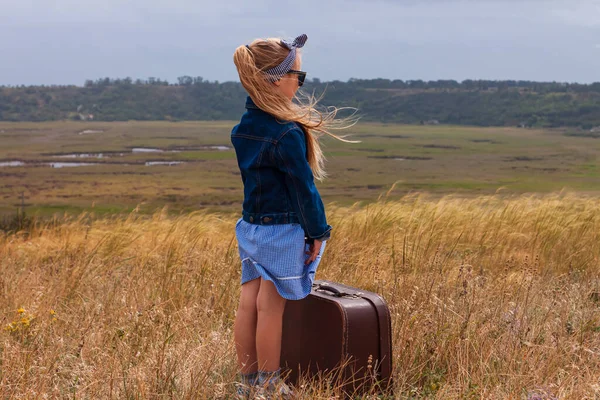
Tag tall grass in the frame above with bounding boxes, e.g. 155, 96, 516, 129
1, 193, 600, 399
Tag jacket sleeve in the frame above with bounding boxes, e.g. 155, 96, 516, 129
275, 127, 332, 241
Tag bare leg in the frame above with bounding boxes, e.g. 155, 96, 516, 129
234, 278, 261, 374
256, 278, 287, 372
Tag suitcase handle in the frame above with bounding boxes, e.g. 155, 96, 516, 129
314, 283, 363, 298
314, 283, 345, 297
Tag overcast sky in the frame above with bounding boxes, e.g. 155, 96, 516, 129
1, 0, 599, 85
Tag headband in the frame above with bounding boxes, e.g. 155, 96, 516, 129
263, 34, 307, 82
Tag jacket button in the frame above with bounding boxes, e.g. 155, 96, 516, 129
263, 217, 272, 223
249, 216, 254, 223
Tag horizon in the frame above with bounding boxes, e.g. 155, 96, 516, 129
1, 76, 599, 88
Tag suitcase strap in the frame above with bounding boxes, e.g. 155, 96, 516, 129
359, 294, 393, 384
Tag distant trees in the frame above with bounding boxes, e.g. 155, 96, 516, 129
177, 76, 194, 86
0, 78, 599, 127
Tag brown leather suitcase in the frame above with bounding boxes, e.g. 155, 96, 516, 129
280, 280, 393, 397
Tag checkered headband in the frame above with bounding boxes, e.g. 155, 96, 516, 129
262, 34, 307, 82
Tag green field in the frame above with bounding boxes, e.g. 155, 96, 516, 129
1, 121, 600, 217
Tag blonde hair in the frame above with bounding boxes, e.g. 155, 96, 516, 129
233, 37, 358, 181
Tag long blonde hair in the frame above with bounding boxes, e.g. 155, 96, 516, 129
233, 37, 358, 181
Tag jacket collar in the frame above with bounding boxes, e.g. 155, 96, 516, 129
245, 96, 260, 110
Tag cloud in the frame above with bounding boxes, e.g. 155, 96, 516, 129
550, 0, 600, 27
1, 0, 599, 85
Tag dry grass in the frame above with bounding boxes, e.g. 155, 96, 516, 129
1, 193, 600, 399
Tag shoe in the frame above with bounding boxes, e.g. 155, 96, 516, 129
254, 380, 294, 399
234, 382, 253, 399
235, 371, 259, 399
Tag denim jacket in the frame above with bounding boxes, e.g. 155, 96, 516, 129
230, 96, 332, 242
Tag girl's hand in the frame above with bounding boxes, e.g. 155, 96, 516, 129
305, 239, 323, 265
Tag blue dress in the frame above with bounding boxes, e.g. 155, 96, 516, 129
235, 217, 326, 300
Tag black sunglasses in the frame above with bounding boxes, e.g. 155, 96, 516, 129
287, 70, 307, 87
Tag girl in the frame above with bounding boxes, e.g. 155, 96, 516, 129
231, 33, 355, 398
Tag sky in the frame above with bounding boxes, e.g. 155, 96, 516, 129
1, 0, 599, 86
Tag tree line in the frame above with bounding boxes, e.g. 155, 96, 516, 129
1, 77, 599, 128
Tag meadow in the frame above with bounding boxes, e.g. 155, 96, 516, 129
2, 195, 600, 399
1, 122, 600, 399
1, 121, 600, 218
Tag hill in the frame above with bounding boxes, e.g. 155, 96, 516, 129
1, 77, 600, 128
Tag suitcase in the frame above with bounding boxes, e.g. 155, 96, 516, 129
280, 280, 393, 397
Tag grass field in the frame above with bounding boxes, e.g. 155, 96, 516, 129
2, 121, 600, 398
2, 195, 600, 398
1, 121, 600, 219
